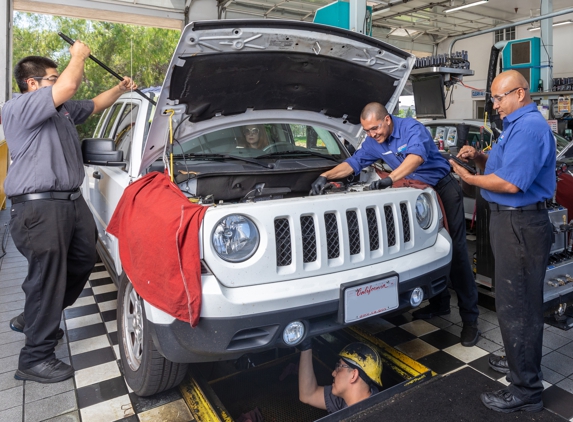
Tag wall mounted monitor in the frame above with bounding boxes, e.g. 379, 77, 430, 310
412, 75, 447, 119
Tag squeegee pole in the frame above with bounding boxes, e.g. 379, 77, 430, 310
58, 32, 157, 106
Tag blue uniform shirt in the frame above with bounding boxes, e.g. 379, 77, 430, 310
345, 116, 450, 186
481, 103, 556, 207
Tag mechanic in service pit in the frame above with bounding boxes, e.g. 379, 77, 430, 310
310, 102, 480, 347
298, 341, 382, 413
2, 44, 136, 384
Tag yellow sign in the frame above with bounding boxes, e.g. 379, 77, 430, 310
558, 96, 571, 113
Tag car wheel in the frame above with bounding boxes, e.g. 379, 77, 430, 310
117, 273, 188, 396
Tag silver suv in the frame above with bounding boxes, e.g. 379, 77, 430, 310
82, 20, 452, 396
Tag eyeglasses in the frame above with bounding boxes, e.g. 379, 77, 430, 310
243, 128, 259, 135
489, 87, 525, 103
334, 362, 352, 372
364, 123, 384, 135
29, 76, 59, 83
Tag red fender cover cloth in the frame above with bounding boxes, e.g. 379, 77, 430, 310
374, 168, 450, 232
106, 172, 207, 327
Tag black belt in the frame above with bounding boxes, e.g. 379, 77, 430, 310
10, 189, 82, 204
434, 173, 453, 190
488, 201, 546, 211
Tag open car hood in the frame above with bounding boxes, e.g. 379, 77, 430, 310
141, 20, 415, 173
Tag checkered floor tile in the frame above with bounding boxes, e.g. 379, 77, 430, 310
367, 297, 573, 421
63, 265, 193, 422
4, 212, 573, 421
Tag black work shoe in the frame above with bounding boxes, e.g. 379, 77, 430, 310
460, 321, 480, 347
412, 304, 450, 320
489, 355, 510, 374
10, 312, 65, 340
480, 389, 543, 413
14, 358, 74, 383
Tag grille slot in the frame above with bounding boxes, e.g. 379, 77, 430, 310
346, 211, 361, 255
324, 213, 340, 259
300, 215, 317, 263
384, 206, 396, 247
400, 203, 411, 243
366, 208, 380, 251
274, 218, 292, 266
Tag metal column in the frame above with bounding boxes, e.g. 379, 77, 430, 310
540, 0, 553, 93
0, 0, 13, 104
349, 0, 367, 34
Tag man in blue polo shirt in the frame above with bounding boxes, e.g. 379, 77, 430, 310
451, 70, 554, 413
310, 102, 480, 347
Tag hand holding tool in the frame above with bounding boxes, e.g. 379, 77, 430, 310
58, 32, 156, 106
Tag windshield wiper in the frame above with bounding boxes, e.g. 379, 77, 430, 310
172, 153, 272, 169
257, 150, 341, 162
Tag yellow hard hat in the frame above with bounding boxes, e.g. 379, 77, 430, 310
339, 342, 383, 387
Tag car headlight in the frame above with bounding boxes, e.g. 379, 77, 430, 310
415, 193, 433, 229
212, 215, 259, 262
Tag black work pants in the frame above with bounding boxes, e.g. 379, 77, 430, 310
431, 174, 479, 323
490, 209, 552, 402
10, 196, 97, 369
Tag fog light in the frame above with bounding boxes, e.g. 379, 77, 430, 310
283, 321, 305, 345
410, 287, 424, 307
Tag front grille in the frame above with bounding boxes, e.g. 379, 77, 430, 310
384, 205, 396, 247
275, 218, 292, 266
273, 202, 415, 268
346, 211, 361, 255
324, 213, 340, 259
400, 203, 411, 242
366, 208, 380, 251
300, 215, 317, 263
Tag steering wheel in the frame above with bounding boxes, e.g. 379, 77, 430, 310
263, 142, 294, 153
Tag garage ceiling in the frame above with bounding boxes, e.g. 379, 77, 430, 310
221, 0, 573, 51
10, 0, 573, 53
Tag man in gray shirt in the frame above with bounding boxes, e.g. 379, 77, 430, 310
3, 41, 136, 383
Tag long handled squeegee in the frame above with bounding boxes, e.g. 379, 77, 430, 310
58, 32, 157, 106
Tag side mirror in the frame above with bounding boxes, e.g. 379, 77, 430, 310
81, 138, 125, 167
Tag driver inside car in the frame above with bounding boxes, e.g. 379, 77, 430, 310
240, 124, 269, 149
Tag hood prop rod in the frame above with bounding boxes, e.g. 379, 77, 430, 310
58, 32, 157, 106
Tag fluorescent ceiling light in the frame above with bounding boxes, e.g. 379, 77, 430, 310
527, 20, 572, 31
372, 7, 391, 16
445, 0, 488, 13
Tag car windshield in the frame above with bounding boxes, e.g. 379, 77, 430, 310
175, 123, 346, 160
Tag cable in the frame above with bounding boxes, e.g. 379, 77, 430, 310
452, 77, 485, 92
165, 109, 176, 182
0, 222, 11, 261
173, 138, 192, 190
445, 87, 454, 111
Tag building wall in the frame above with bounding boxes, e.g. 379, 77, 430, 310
436, 12, 573, 120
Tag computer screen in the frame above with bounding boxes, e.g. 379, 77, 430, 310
412, 75, 446, 119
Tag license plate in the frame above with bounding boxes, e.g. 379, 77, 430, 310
342, 276, 399, 323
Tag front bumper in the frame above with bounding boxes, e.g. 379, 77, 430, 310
148, 262, 450, 363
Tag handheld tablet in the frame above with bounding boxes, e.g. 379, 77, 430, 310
448, 154, 477, 175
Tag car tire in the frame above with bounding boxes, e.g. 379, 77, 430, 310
117, 273, 188, 396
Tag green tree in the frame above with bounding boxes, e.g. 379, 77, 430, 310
405, 107, 414, 118
13, 13, 180, 138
